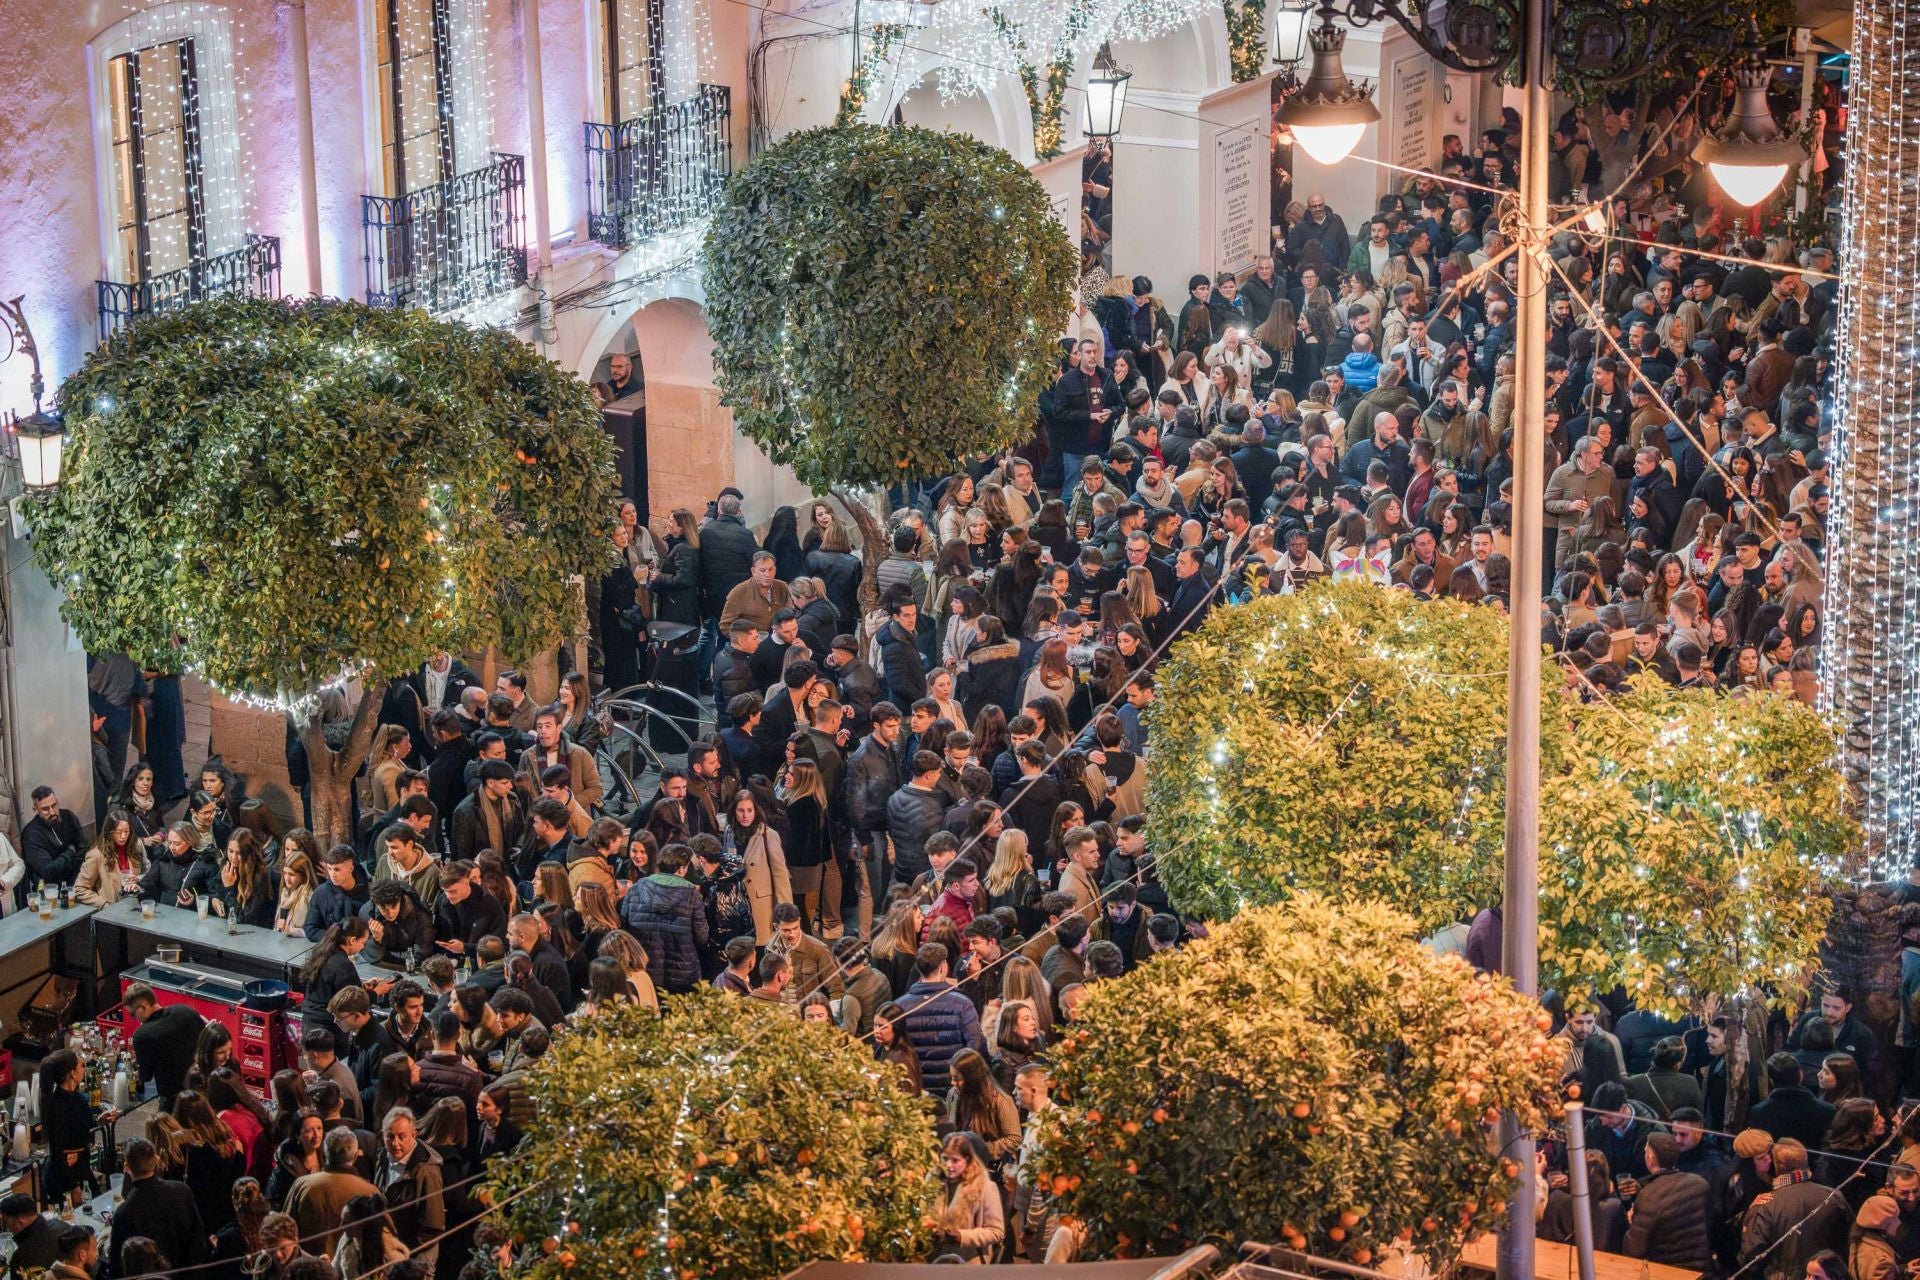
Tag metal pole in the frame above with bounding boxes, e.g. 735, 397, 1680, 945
1794, 39, 1816, 215
284, 0, 324, 295
1562, 1103, 1599, 1280
1496, 0, 1549, 1273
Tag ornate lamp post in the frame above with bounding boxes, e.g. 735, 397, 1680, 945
1275, 5, 1797, 1278
0, 298, 65, 496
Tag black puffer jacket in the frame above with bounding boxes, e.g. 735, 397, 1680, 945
698, 516, 759, 616
622, 873, 709, 993
651, 538, 703, 626
1621, 1169, 1713, 1272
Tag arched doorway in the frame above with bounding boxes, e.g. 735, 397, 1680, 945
585, 296, 811, 526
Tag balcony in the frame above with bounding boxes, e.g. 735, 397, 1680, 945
95, 234, 282, 342
362, 153, 528, 312
585, 84, 734, 250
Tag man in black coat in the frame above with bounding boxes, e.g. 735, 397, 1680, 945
1168, 547, 1215, 638
0, 1193, 62, 1274
20, 787, 85, 892
383, 653, 480, 764
432, 859, 507, 959
1622, 1133, 1714, 1272
423, 711, 477, 855
1626, 448, 1683, 546
1054, 340, 1122, 474
697, 494, 760, 623
1231, 422, 1282, 507
876, 597, 927, 710
1747, 1053, 1836, 1150
110, 1138, 206, 1276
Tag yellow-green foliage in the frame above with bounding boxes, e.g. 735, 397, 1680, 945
491, 992, 940, 1280
1032, 896, 1564, 1263
1148, 582, 1856, 1015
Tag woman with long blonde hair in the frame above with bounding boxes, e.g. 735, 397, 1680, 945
983, 829, 1039, 936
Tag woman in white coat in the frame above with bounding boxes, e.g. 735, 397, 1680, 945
730, 789, 792, 946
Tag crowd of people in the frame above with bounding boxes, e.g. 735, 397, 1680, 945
24, 63, 1872, 1280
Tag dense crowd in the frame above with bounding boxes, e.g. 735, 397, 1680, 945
24, 70, 1876, 1280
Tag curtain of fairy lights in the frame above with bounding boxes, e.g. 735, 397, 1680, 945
1820, 0, 1920, 879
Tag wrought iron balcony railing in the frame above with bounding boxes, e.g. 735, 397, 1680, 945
585, 84, 734, 250
95, 234, 283, 341
363, 153, 528, 312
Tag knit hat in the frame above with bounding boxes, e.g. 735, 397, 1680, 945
1732, 1129, 1772, 1159
1859, 1195, 1901, 1232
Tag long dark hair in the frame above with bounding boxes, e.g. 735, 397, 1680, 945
370, 1053, 415, 1131
341, 1192, 394, 1271
300, 917, 368, 988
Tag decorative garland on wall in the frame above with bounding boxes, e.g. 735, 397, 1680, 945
834, 23, 904, 127
991, 4, 1087, 159
1223, 0, 1269, 82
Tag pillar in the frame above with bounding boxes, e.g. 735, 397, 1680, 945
1821, 0, 1920, 876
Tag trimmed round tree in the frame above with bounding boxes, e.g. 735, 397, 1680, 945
489, 992, 940, 1279
1147, 582, 1855, 1015
701, 123, 1076, 492
1148, 581, 1516, 932
1032, 896, 1563, 1264
32, 296, 619, 844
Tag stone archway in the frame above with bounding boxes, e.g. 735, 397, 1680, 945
581, 295, 813, 527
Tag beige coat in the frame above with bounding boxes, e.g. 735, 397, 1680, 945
742, 827, 793, 945
75, 845, 145, 906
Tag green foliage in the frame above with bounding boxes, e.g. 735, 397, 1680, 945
1147, 582, 1516, 931
1033, 896, 1563, 1263
1539, 685, 1855, 1016
491, 993, 940, 1280
834, 24, 904, 128
32, 297, 619, 700
702, 124, 1076, 490
1223, 0, 1269, 82
1147, 582, 1855, 1015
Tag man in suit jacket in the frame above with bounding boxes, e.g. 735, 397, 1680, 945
110, 1139, 206, 1276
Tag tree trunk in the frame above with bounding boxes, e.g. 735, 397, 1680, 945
829, 487, 888, 622
297, 680, 389, 850
526, 648, 560, 704
1725, 989, 1769, 1132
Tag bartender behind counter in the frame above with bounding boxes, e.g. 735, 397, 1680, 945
126, 982, 206, 1108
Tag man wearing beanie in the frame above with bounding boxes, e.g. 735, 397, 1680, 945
1852, 1195, 1902, 1280
1623, 1132, 1712, 1271
1741, 1139, 1847, 1280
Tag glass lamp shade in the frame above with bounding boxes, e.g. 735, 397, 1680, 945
14, 412, 62, 492
1278, 21, 1378, 167
1706, 160, 1792, 207
1291, 121, 1369, 165
1083, 60, 1131, 139
1690, 44, 1807, 207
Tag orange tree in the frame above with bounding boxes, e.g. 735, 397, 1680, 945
489, 991, 940, 1279
1030, 896, 1563, 1263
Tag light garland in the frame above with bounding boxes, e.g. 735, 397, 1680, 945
1818, 0, 1918, 881
99, 1, 254, 287
925, 0, 1219, 99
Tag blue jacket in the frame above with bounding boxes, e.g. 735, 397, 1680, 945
896, 979, 983, 1095
623, 874, 709, 993
1339, 350, 1380, 394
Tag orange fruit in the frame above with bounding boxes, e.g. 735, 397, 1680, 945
1291, 1102, 1312, 1118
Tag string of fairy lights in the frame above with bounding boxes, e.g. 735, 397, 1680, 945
1818, 0, 1920, 880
